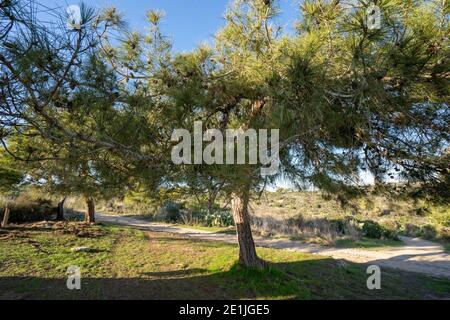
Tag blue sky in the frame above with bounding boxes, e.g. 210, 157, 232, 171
39, 0, 301, 52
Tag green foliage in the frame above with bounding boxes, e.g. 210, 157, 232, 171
0, 167, 23, 195
419, 225, 438, 240
362, 220, 397, 240
200, 208, 234, 227
0, 152, 24, 196
159, 201, 183, 222
158, 201, 234, 227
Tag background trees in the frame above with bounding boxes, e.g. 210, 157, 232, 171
0, 0, 165, 183
0, 1, 168, 222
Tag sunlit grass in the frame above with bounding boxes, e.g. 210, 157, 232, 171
0, 224, 448, 300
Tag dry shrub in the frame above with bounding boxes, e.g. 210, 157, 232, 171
250, 213, 361, 244
439, 227, 450, 242
0, 196, 55, 223
52, 222, 105, 238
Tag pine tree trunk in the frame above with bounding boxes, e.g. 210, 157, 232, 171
207, 197, 215, 215
1, 203, 11, 228
85, 197, 95, 223
56, 197, 67, 221
231, 186, 265, 269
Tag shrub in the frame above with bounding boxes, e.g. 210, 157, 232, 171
0, 197, 56, 223
382, 228, 399, 241
271, 215, 361, 244
415, 207, 430, 217
404, 224, 421, 237
420, 225, 437, 240
179, 205, 234, 227
158, 201, 183, 222
362, 221, 385, 239
64, 208, 85, 222
438, 227, 450, 242
203, 209, 233, 227
329, 218, 359, 235
157, 202, 234, 227
362, 220, 398, 240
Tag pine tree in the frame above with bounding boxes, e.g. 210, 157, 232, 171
161, 0, 449, 267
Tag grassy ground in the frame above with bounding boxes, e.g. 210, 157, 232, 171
0, 223, 449, 300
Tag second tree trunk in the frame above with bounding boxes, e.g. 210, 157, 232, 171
56, 197, 67, 221
85, 197, 95, 223
1, 203, 10, 228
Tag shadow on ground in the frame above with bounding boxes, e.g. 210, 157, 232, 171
1, 224, 449, 300
1, 256, 449, 300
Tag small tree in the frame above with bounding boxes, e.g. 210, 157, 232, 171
56, 196, 67, 221
0, 1, 164, 223
0, 1, 165, 189
20, 143, 131, 223
0, 152, 24, 227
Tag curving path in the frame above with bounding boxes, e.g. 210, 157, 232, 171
97, 213, 450, 279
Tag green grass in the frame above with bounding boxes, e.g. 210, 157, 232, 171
333, 238, 405, 250
1, 224, 448, 300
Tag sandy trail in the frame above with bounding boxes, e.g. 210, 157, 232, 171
97, 213, 450, 279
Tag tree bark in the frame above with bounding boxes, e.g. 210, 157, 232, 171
1, 203, 11, 228
207, 199, 214, 215
231, 186, 265, 269
85, 197, 95, 223
56, 197, 67, 221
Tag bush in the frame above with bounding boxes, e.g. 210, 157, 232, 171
420, 225, 437, 240
404, 224, 421, 237
382, 228, 399, 241
438, 227, 450, 242
362, 221, 385, 239
157, 202, 234, 228
158, 201, 183, 222
362, 220, 398, 240
64, 208, 85, 222
203, 209, 233, 227
329, 218, 359, 235
0, 197, 56, 223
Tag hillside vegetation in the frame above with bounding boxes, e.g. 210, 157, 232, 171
250, 191, 449, 247
56, 189, 450, 250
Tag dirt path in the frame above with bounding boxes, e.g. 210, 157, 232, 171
97, 213, 450, 279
